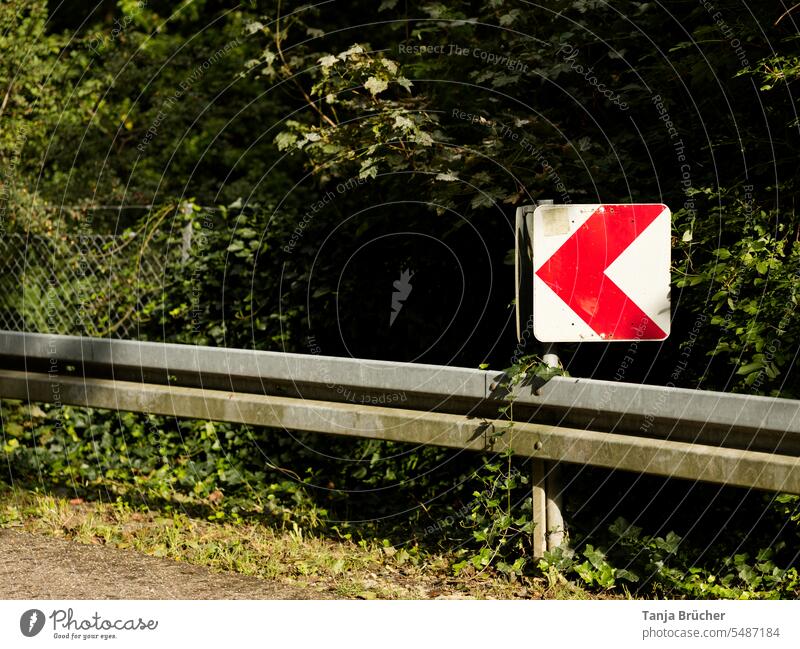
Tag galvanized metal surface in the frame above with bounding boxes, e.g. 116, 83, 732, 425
531, 460, 547, 558
0, 330, 488, 410
1, 368, 798, 494
1, 331, 798, 455
528, 376, 800, 455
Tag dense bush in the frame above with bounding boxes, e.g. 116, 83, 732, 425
1, 0, 799, 596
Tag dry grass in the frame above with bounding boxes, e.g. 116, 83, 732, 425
0, 485, 605, 599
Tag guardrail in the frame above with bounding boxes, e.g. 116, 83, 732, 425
1, 330, 799, 556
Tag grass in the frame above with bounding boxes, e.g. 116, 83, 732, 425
0, 484, 604, 599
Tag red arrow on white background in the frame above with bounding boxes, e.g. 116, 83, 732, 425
532, 204, 670, 342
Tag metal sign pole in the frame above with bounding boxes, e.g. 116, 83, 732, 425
517, 199, 566, 557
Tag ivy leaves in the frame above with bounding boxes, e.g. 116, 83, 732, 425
673, 187, 799, 394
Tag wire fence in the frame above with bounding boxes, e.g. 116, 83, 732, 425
0, 233, 167, 339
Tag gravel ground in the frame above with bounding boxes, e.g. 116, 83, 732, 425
0, 530, 331, 599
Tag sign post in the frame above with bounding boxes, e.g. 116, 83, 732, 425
516, 202, 671, 557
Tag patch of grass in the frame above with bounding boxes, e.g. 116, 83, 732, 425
0, 484, 604, 599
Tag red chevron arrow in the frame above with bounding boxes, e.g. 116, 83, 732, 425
535, 204, 667, 340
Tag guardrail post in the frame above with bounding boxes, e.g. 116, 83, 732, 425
531, 458, 547, 558
542, 347, 566, 554
532, 459, 566, 559
546, 462, 565, 551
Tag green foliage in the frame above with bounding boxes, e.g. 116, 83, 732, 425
448, 354, 569, 576
674, 187, 799, 395
126, 201, 307, 348
451, 451, 531, 577
503, 354, 569, 387
1, 398, 325, 528
0, 0, 299, 215
540, 517, 800, 599
2, 0, 800, 599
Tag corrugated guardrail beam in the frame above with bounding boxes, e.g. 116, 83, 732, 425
0, 331, 489, 413
1, 369, 798, 493
1, 331, 798, 455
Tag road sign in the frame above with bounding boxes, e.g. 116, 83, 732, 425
532, 203, 670, 342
